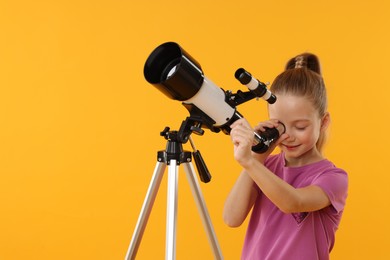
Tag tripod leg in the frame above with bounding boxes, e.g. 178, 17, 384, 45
183, 162, 223, 260
166, 160, 179, 260
125, 162, 166, 260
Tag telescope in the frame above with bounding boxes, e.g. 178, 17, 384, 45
144, 41, 284, 153
127, 42, 287, 260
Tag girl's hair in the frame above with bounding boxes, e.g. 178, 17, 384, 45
270, 53, 328, 152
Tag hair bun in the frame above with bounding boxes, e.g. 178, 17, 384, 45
285, 53, 321, 75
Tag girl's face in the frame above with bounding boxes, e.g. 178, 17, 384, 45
268, 94, 328, 166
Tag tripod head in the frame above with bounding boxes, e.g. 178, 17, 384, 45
160, 125, 212, 183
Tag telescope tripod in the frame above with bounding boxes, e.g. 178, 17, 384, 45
125, 127, 223, 260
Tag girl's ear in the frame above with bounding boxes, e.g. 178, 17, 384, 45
321, 112, 331, 131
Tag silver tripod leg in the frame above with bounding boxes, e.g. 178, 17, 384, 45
183, 162, 223, 260
166, 159, 179, 260
125, 162, 166, 260
125, 159, 223, 260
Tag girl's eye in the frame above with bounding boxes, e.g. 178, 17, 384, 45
296, 126, 306, 130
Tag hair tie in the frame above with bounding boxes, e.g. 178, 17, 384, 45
295, 56, 305, 68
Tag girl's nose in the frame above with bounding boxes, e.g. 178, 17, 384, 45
283, 129, 295, 142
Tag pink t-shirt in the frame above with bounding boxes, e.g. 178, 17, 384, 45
241, 153, 348, 260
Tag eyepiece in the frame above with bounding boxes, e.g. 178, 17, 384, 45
252, 122, 285, 153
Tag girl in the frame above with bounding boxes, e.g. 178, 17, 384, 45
224, 53, 348, 260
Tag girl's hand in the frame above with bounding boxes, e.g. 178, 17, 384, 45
230, 119, 289, 167
230, 118, 257, 167
252, 119, 289, 163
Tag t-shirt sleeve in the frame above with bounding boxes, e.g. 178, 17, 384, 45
313, 168, 348, 213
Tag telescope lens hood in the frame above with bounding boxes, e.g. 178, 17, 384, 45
144, 42, 204, 101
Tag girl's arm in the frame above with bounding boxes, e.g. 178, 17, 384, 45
240, 158, 330, 214
222, 121, 274, 227
223, 170, 258, 227
230, 118, 331, 214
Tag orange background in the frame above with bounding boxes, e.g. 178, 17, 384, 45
1, 0, 389, 259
